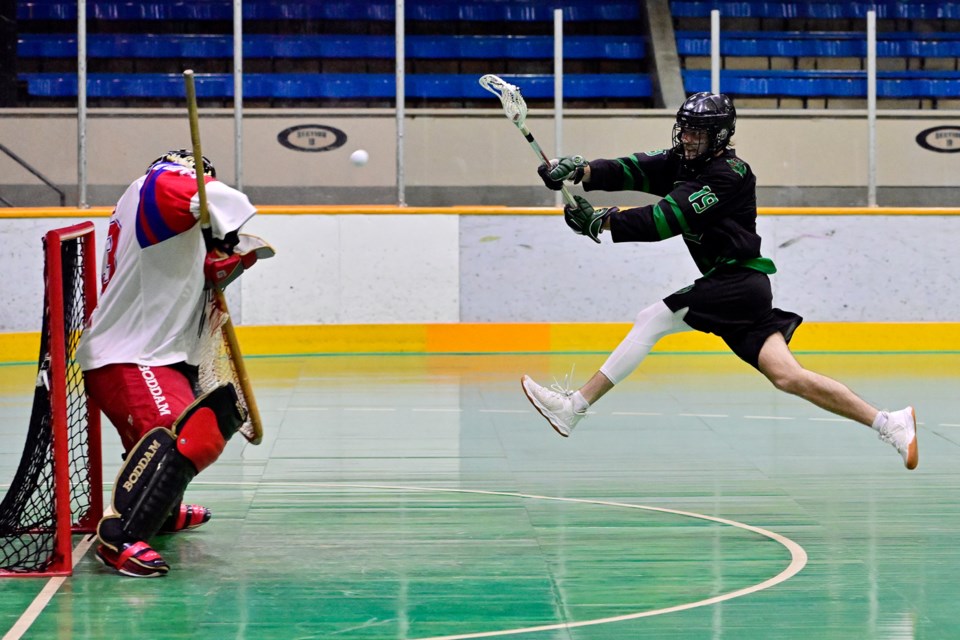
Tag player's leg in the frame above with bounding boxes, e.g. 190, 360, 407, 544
95, 426, 179, 577
85, 364, 216, 535
757, 332, 918, 469
160, 503, 212, 532
757, 332, 877, 423
157, 363, 213, 533
96, 383, 245, 576
521, 301, 691, 436
84, 362, 196, 450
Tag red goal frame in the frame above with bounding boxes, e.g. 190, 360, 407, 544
0, 221, 102, 577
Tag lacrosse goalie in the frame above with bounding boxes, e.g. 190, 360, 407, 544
77, 150, 274, 577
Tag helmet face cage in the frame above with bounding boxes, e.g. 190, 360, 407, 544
147, 149, 216, 177
672, 93, 736, 166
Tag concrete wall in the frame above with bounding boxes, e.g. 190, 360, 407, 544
3, 108, 957, 333
2, 210, 957, 333
2, 108, 959, 207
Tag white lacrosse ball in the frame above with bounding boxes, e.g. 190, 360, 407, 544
350, 149, 369, 166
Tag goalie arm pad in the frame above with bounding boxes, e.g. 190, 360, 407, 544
99, 383, 246, 546
204, 233, 276, 290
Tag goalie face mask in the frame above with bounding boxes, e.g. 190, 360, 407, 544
147, 149, 217, 178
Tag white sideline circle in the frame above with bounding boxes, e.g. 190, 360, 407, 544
246, 482, 809, 640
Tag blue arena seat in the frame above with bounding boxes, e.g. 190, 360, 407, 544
676, 31, 960, 58
683, 69, 960, 98
17, 33, 75, 57
407, 35, 645, 59
245, 2, 394, 21
18, 72, 653, 99
670, 1, 960, 20
18, 34, 646, 61
18, 0, 640, 22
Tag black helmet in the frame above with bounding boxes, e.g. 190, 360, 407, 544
672, 92, 736, 167
146, 149, 216, 177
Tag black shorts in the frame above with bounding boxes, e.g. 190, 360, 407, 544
662, 268, 802, 369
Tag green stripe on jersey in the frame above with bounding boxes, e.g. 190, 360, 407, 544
651, 203, 673, 239
664, 195, 691, 234
616, 156, 650, 192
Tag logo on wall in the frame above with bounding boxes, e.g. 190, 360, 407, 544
915, 126, 960, 153
277, 125, 347, 152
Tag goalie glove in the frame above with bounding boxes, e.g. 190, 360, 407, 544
563, 195, 617, 244
538, 155, 588, 191
204, 233, 275, 290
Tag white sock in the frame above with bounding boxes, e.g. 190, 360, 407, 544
571, 391, 589, 414
871, 411, 888, 431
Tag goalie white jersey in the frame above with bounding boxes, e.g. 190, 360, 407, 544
77, 163, 256, 371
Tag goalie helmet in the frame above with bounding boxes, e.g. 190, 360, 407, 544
671, 92, 736, 168
147, 149, 216, 177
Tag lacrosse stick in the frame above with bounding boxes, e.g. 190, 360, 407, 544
184, 69, 264, 445
478, 74, 577, 208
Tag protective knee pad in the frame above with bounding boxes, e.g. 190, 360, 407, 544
599, 302, 691, 385
98, 383, 245, 547
173, 382, 245, 473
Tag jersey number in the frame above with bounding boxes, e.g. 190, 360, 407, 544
102, 218, 122, 292
689, 186, 719, 214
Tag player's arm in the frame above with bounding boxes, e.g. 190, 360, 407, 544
204, 233, 275, 290
562, 174, 709, 244
197, 181, 275, 290
583, 149, 679, 195
202, 181, 257, 241
135, 170, 202, 248
605, 178, 716, 243
562, 195, 614, 243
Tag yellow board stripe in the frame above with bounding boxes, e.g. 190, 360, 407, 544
3, 323, 960, 363
5, 206, 960, 219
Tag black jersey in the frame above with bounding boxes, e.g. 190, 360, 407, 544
584, 147, 775, 276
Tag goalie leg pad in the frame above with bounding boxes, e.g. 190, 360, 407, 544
99, 384, 245, 546
99, 426, 195, 546
172, 382, 245, 473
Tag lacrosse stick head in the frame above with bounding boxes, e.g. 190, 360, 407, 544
479, 74, 528, 127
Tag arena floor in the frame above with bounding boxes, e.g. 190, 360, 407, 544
1, 352, 958, 639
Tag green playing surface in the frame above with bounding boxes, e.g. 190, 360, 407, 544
2, 352, 957, 639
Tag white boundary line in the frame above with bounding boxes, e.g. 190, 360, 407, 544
3, 534, 96, 640
214, 481, 809, 640
2, 483, 809, 640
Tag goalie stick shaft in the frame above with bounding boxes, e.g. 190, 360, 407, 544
183, 69, 264, 445
183, 70, 211, 230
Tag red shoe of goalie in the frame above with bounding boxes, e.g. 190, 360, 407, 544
95, 541, 169, 578
161, 504, 212, 533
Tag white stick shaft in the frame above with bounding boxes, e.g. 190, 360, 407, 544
479, 74, 576, 208
518, 123, 576, 207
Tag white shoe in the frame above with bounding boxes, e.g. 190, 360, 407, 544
520, 375, 585, 437
877, 406, 919, 470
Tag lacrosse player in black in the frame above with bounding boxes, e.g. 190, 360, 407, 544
521, 92, 918, 470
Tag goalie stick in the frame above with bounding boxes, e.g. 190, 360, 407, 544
183, 69, 264, 445
478, 74, 577, 208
